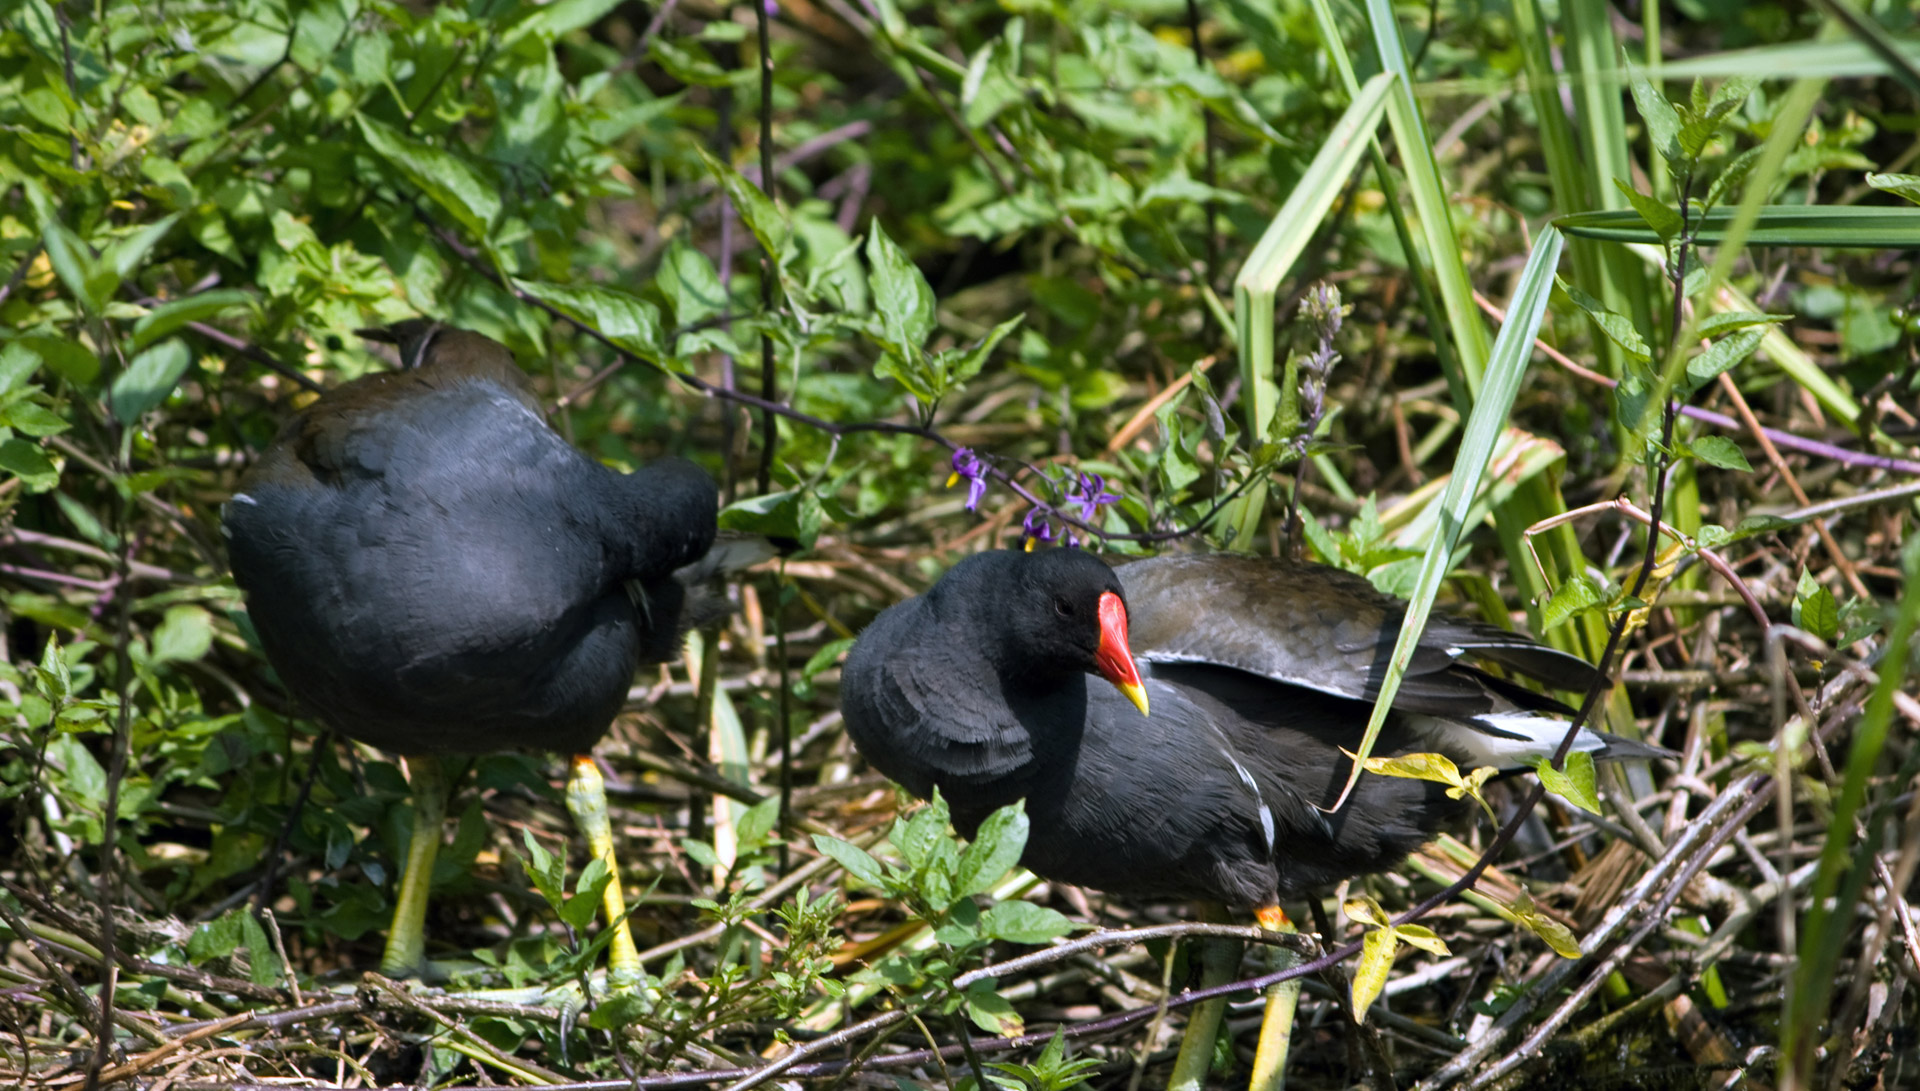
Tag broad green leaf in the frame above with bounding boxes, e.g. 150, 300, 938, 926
513, 279, 663, 360
1689, 436, 1752, 472
737, 795, 782, 847
1867, 172, 1920, 206
955, 802, 1028, 897
0, 437, 60, 492
718, 489, 822, 549
4, 400, 69, 438
356, 114, 501, 236
0, 342, 39, 394
1530, 751, 1602, 815
1683, 326, 1768, 396
110, 338, 193, 424
696, 146, 789, 260
963, 978, 1024, 1036
811, 834, 889, 889
979, 899, 1072, 944
42, 220, 116, 314
152, 606, 213, 663
520, 829, 567, 910
104, 213, 182, 279
659, 238, 728, 327
1793, 569, 1840, 645
1543, 574, 1605, 631
558, 858, 612, 930
866, 221, 935, 351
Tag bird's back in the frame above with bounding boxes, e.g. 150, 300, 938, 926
227, 339, 708, 755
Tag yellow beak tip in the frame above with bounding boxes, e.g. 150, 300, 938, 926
1120, 682, 1150, 717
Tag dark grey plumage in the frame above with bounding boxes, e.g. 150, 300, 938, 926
841, 549, 1662, 910
224, 320, 719, 756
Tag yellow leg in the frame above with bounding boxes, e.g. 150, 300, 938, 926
1168, 903, 1236, 1091
1248, 906, 1301, 1091
565, 755, 641, 989
380, 753, 448, 979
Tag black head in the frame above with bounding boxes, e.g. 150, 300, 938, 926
936, 549, 1148, 713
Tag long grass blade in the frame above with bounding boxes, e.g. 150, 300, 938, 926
1330, 227, 1567, 811
1557, 205, 1920, 247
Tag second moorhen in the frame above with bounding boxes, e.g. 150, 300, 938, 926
841, 548, 1661, 919
225, 320, 723, 982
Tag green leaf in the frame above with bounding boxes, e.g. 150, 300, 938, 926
737, 795, 781, 848
1392, 923, 1450, 957
1683, 326, 1767, 396
1508, 889, 1583, 959
356, 114, 501, 237
1627, 64, 1684, 164
718, 489, 822, 549
131, 289, 253, 351
1793, 568, 1840, 645
519, 829, 567, 911
110, 338, 193, 424
963, 978, 1024, 1036
955, 801, 1028, 897
1530, 751, 1602, 815
4, 400, 69, 438
152, 606, 213, 663
42, 220, 116, 314
938, 313, 1024, 390
866, 221, 935, 352
979, 899, 1072, 944
558, 857, 612, 930
659, 238, 729, 327
0, 342, 40, 395
811, 834, 889, 890
1689, 435, 1752, 472
1610, 180, 1682, 245
0, 438, 59, 492
1560, 278, 1652, 361
1867, 172, 1920, 206
1557, 206, 1920, 248
696, 147, 789, 260
104, 214, 182, 279
1350, 924, 1396, 1023
513, 279, 664, 360
1543, 574, 1605, 631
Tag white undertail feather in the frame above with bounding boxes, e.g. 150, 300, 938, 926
1404, 712, 1610, 771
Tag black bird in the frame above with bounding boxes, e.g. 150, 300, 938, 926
225, 320, 721, 981
841, 548, 1661, 921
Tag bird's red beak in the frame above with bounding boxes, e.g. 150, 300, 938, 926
1095, 591, 1149, 716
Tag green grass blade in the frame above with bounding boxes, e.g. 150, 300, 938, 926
1556, 205, 1920, 247
1331, 227, 1566, 811
1364, 0, 1490, 395
1657, 36, 1920, 80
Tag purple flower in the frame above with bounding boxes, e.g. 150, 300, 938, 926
947, 448, 988, 512
1021, 508, 1057, 552
1065, 471, 1121, 522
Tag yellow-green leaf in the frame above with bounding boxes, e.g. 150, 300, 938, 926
1350, 926, 1397, 1023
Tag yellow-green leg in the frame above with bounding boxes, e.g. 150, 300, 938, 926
1168, 904, 1236, 1091
1248, 906, 1301, 1091
380, 753, 449, 979
565, 755, 642, 989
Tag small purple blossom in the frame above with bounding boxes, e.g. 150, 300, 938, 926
1021, 508, 1058, 551
1065, 471, 1121, 523
947, 447, 988, 512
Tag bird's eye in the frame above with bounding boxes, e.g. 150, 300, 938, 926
1054, 596, 1073, 617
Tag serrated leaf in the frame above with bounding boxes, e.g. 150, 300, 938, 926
811, 834, 889, 890
955, 801, 1028, 897
1530, 751, 1602, 815
979, 899, 1072, 944
1690, 435, 1752, 472
1350, 925, 1396, 1023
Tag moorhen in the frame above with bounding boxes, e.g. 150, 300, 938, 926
225, 320, 722, 982
841, 548, 1660, 920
